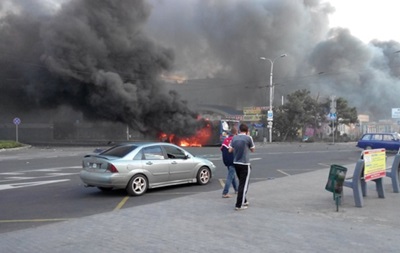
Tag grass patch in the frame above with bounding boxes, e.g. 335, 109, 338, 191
0, 140, 24, 149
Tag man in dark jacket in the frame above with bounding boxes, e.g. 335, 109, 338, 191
220, 127, 238, 198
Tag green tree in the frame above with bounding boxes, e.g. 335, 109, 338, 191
320, 97, 358, 141
320, 97, 358, 125
274, 89, 320, 141
273, 90, 358, 142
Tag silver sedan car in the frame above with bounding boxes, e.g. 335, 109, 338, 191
80, 142, 216, 196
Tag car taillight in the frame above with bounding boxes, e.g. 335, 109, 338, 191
107, 164, 119, 173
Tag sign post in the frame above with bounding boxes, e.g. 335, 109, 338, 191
13, 117, 21, 142
330, 96, 336, 144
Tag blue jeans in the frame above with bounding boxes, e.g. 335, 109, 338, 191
222, 165, 238, 195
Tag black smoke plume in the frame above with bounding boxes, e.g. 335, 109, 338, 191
145, 0, 400, 120
1, 0, 400, 127
0, 0, 202, 136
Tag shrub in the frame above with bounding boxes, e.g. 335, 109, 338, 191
0, 140, 23, 149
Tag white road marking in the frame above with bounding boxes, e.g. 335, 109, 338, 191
0, 166, 81, 184
45, 173, 79, 176
207, 157, 262, 161
34, 166, 81, 172
206, 158, 221, 161
277, 169, 291, 176
0, 179, 70, 191
0, 166, 81, 175
0, 172, 24, 175
219, 179, 225, 188
4, 177, 36, 180
0, 173, 80, 183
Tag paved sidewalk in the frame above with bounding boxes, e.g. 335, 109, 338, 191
1, 159, 399, 253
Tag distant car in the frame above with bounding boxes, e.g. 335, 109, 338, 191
80, 142, 216, 196
356, 133, 400, 151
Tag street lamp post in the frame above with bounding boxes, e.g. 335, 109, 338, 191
260, 54, 287, 143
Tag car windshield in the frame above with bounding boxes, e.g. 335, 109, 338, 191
100, 145, 138, 158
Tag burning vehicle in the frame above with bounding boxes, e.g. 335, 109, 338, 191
159, 119, 240, 147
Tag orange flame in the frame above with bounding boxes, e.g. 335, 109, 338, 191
158, 122, 212, 147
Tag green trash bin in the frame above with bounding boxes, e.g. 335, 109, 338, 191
325, 164, 347, 211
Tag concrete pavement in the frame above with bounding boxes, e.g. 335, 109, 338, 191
1, 157, 400, 252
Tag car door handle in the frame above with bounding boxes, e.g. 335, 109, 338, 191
146, 161, 153, 165
171, 161, 177, 164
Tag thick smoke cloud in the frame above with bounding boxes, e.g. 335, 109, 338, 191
146, 0, 334, 107
0, 0, 201, 136
1, 0, 400, 133
309, 28, 400, 118
146, 0, 400, 120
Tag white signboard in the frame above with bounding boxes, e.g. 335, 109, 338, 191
392, 108, 400, 118
267, 110, 273, 121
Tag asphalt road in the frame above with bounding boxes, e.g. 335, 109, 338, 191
0, 142, 362, 233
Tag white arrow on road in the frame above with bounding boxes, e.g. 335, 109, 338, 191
0, 179, 70, 191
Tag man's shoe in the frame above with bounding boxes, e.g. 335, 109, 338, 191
235, 206, 248, 211
243, 201, 249, 206
222, 194, 231, 198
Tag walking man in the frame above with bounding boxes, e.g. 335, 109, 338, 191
221, 127, 238, 198
229, 123, 255, 211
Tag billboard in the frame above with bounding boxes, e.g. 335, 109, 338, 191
392, 108, 400, 118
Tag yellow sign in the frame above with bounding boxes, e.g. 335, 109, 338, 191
242, 115, 262, 122
243, 107, 262, 115
363, 148, 386, 181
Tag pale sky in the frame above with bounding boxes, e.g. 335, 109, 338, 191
327, 0, 400, 43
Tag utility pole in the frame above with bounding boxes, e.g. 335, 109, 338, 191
330, 96, 337, 144
260, 54, 287, 143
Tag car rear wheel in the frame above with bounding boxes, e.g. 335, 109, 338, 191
126, 174, 148, 196
197, 166, 211, 185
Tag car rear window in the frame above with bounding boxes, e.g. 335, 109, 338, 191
142, 146, 165, 160
100, 145, 138, 158
383, 135, 394, 141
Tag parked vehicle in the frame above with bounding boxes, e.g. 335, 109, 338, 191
80, 142, 216, 196
356, 133, 400, 151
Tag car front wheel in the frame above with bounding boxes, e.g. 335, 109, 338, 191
197, 166, 211, 185
126, 174, 148, 196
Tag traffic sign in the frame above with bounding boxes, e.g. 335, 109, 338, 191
13, 117, 21, 142
328, 113, 336, 120
267, 110, 273, 121
13, 117, 21, 125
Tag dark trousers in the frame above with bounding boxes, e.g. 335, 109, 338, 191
234, 164, 251, 208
